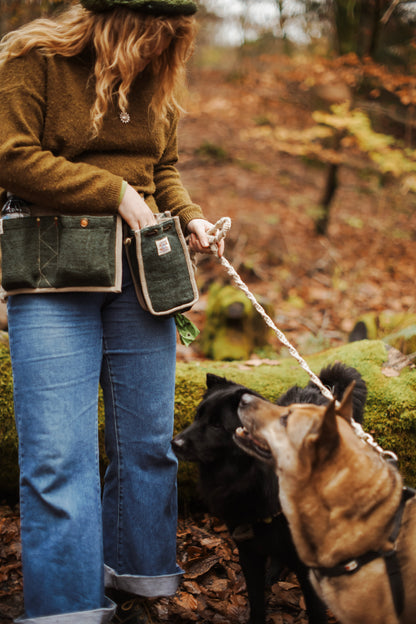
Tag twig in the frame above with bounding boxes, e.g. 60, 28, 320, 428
381, 0, 401, 25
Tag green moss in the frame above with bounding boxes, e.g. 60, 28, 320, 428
2, 339, 416, 503
0, 344, 19, 496
174, 340, 416, 499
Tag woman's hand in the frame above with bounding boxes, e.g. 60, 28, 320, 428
118, 184, 156, 231
187, 218, 224, 257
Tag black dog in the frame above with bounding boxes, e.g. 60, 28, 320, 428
172, 363, 367, 624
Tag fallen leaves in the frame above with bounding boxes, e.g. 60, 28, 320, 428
154, 513, 329, 624
0, 506, 316, 624
0, 505, 22, 623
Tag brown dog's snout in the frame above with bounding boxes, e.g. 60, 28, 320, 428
236, 394, 275, 463
239, 393, 257, 408
238, 393, 265, 432
238, 393, 259, 424
238, 394, 285, 433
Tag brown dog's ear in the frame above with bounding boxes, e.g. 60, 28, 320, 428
295, 402, 339, 467
336, 381, 356, 423
315, 400, 340, 463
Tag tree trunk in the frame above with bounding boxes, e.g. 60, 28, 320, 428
367, 0, 383, 57
315, 163, 339, 235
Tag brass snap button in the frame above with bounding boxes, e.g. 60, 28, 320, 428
80, 218, 89, 228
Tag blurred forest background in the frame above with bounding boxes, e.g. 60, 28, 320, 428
1, 0, 416, 358
1, 4, 416, 623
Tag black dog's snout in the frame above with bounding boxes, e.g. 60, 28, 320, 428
171, 430, 199, 462
171, 436, 186, 456
171, 434, 186, 458
171, 436, 184, 448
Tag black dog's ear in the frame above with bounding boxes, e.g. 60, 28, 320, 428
206, 373, 228, 388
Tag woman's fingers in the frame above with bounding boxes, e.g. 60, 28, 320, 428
118, 184, 156, 230
187, 218, 224, 257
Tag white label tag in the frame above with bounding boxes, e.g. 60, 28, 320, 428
0, 219, 3, 235
156, 236, 171, 256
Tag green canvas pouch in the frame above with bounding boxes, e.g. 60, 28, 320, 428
124, 213, 199, 316
0, 214, 122, 296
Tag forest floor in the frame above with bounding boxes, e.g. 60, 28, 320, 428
1, 53, 416, 623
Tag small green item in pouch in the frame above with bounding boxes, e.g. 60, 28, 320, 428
175, 313, 200, 346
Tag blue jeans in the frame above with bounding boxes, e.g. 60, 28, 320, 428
8, 257, 181, 623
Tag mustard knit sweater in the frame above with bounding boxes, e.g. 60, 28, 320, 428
0, 49, 203, 228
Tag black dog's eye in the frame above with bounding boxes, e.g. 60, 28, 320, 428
280, 411, 291, 427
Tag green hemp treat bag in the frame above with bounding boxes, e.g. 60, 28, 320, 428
124, 213, 199, 316
0, 215, 123, 296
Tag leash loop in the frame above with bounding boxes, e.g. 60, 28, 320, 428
207, 217, 231, 255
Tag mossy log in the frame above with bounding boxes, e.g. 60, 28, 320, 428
350, 311, 416, 354
200, 284, 273, 360
1, 340, 416, 505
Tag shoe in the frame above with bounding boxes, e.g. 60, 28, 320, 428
109, 590, 156, 624
112, 598, 155, 624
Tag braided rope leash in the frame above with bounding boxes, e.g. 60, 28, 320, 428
207, 217, 398, 463
207, 217, 334, 402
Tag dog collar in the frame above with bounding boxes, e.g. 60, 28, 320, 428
313, 486, 415, 617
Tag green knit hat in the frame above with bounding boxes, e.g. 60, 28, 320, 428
81, 0, 198, 14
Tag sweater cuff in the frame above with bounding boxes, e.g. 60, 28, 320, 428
118, 180, 128, 205
177, 205, 205, 231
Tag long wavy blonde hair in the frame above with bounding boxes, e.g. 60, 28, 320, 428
0, 4, 197, 136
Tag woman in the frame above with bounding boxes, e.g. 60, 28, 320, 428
0, 1, 222, 622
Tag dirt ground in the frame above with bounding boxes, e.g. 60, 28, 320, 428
1, 57, 415, 623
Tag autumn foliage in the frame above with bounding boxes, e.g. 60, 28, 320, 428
1, 3, 416, 623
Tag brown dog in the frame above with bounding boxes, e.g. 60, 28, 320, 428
235, 384, 416, 624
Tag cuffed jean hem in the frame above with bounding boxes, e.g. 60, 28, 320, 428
104, 564, 184, 597
14, 598, 116, 624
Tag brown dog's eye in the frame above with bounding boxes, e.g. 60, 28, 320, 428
280, 411, 290, 427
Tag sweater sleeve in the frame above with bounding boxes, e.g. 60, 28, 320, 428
0, 52, 123, 214
153, 111, 204, 229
